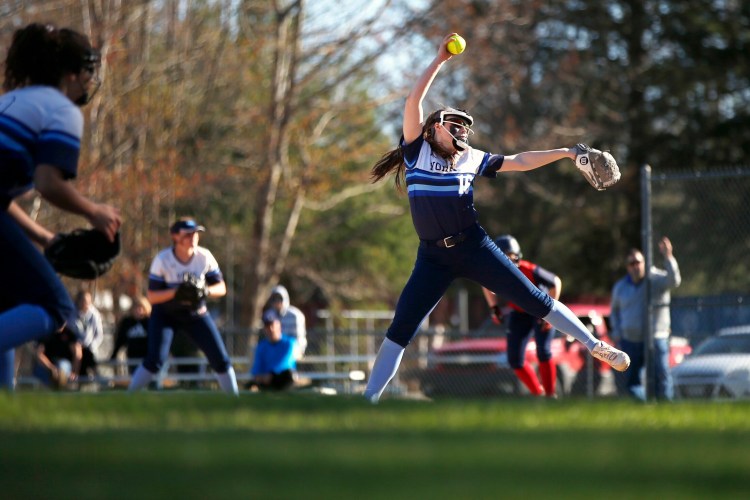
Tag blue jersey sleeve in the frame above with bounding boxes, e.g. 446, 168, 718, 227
401, 135, 425, 169
205, 269, 223, 286
147, 254, 169, 291
36, 104, 83, 179
202, 248, 223, 285
479, 154, 505, 178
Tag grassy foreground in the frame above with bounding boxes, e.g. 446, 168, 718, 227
1, 392, 749, 499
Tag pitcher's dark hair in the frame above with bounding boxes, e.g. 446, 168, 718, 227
370, 109, 458, 192
3, 23, 95, 91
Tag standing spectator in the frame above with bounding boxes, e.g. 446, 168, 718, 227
0, 23, 121, 389
362, 33, 629, 403
247, 309, 297, 391
33, 326, 83, 390
110, 296, 151, 374
127, 218, 238, 395
482, 235, 562, 398
610, 237, 681, 401
266, 285, 307, 359
74, 290, 103, 377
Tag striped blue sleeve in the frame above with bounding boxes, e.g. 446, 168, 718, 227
36, 104, 83, 178
205, 250, 223, 285
148, 254, 168, 291
148, 275, 168, 291
479, 154, 505, 178
205, 269, 223, 286
36, 130, 80, 178
401, 135, 424, 169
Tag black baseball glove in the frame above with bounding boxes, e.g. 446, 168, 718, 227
45, 229, 120, 280
573, 143, 621, 191
173, 274, 206, 308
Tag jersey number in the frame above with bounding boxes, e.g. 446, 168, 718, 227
458, 174, 473, 195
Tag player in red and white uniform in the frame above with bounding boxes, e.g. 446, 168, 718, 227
483, 235, 561, 397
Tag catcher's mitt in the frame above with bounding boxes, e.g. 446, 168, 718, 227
573, 143, 621, 191
173, 274, 206, 308
45, 229, 120, 280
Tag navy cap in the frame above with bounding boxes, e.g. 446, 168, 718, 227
262, 309, 281, 325
170, 219, 206, 234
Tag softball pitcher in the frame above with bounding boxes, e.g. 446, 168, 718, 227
364, 33, 629, 403
128, 218, 238, 395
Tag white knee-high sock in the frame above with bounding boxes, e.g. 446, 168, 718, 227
128, 365, 155, 391
216, 366, 239, 396
543, 300, 599, 351
364, 338, 405, 403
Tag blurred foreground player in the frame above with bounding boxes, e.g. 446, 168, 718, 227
0, 23, 120, 388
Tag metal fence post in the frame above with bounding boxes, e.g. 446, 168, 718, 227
641, 164, 655, 402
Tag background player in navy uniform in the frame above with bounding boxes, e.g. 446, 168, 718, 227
364, 33, 630, 403
482, 235, 561, 398
0, 23, 121, 389
110, 296, 151, 374
127, 218, 238, 395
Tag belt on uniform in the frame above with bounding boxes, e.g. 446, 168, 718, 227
421, 230, 469, 248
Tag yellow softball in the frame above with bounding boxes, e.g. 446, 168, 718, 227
446, 34, 466, 55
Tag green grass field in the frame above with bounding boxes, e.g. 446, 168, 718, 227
1, 392, 749, 499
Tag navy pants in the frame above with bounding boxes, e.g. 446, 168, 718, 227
507, 311, 555, 369
617, 338, 673, 401
386, 224, 553, 347
142, 305, 232, 374
0, 210, 74, 330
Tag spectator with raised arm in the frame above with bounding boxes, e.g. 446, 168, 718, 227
611, 237, 681, 401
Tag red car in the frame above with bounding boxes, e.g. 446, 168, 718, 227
411, 303, 691, 398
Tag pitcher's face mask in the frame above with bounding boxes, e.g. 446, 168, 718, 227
438, 109, 474, 151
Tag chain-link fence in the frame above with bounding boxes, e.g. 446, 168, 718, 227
644, 166, 750, 400
14, 307, 635, 398
223, 303, 710, 401
225, 306, 616, 399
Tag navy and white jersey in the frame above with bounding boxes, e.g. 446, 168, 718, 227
402, 135, 504, 240
148, 246, 223, 312
0, 86, 83, 207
